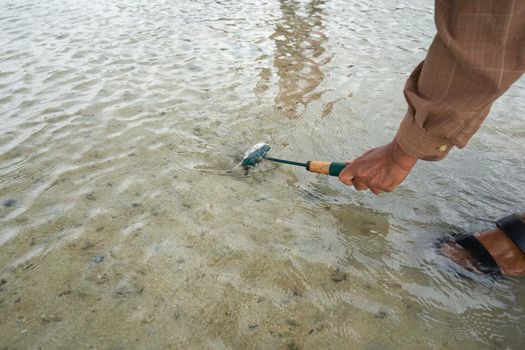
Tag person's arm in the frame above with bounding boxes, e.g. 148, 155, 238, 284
340, 0, 525, 193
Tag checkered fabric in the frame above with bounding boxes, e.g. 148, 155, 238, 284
396, 0, 525, 160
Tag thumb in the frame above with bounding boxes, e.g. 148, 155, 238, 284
338, 161, 354, 186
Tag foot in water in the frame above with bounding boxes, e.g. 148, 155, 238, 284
441, 212, 525, 276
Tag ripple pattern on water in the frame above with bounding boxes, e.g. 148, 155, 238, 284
1, 0, 525, 349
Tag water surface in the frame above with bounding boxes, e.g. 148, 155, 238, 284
1, 0, 525, 349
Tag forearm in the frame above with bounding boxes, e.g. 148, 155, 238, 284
396, 0, 525, 160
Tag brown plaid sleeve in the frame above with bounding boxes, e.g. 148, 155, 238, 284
396, 0, 525, 160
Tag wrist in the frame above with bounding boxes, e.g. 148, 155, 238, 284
390, 139, 417, 171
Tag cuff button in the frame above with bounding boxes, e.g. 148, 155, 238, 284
438, 145, 448, 152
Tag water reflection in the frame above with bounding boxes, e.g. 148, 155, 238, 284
271, 0, 328, 117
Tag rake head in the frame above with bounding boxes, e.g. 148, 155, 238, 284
241, 143, 271, 174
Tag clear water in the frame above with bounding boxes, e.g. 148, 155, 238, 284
1, 0, 525, 349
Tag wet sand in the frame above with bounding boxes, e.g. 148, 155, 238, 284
1, 0, 525, 349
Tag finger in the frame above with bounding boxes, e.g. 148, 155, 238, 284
338, 163, 354, 186
353, 179, 368, 191
369, 186, 384, 195
382, 184, 398, 193
340, 174, 354, 186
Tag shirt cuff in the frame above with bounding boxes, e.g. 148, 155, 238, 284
395, 111, 453, 161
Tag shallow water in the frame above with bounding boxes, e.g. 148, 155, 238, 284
1, 0, 525, 348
